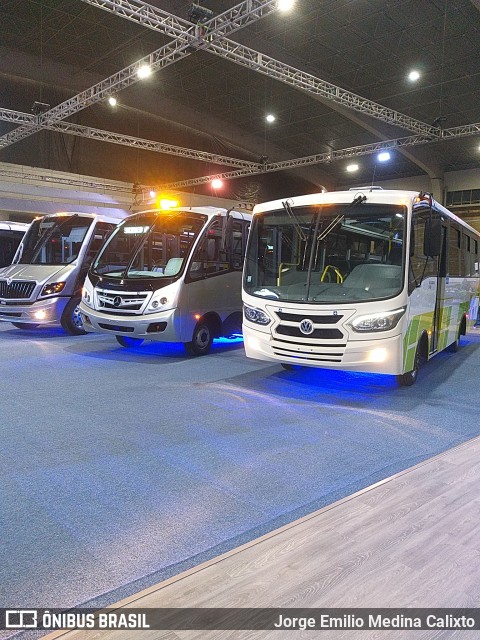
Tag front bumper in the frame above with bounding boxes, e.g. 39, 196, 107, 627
0, 296, 69, 326
243, 323, 404, 375
79, 303, 182, 342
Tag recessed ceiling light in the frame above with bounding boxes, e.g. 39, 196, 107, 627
278, 0, 295, 11
137, 64, 152, 79
408, 70, 420, 82
266, 114, 276, 123
346, 163, 359, 172
378, 151, 391, 162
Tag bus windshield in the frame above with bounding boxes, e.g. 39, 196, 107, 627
18, 215, 93, 265
92, 211, 207, 279
244, 202, 406, 303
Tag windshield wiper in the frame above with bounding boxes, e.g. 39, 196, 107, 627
282, 199, 307, 241
304, 194, 367, 300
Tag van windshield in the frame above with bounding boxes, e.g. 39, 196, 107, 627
18, 215, 92, 265
244, 202, 406, 303
92, 211, 207, 278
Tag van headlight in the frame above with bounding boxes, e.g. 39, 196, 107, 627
82, 281, 94, 308
40, 282, 65, 297
350, 307, 406, 332
243, 304, 271, 325
145, 293, 169, 314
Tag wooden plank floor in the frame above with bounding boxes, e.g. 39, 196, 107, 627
46, 434, 480, 640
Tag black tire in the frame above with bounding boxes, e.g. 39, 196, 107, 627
11, 322, 39, 329
60, 296, 86, 335
396, 344, 421, 387
184, 319, 214, 356
281, 363, 295, 370
116, 335, 144, 348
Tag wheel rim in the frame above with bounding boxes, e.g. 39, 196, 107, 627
195, 325, 210, 350
72, 305, 84, 330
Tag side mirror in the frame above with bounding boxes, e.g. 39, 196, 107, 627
423, 216, 442, 257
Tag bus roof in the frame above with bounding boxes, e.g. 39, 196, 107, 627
0, 221, 30, 232
34, 211, 122, 225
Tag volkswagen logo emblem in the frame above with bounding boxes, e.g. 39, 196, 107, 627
299, 319, 314, 335
113, 296, 122, 307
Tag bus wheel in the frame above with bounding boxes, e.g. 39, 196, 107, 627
60, 297, 86, 336
396, 345, 421, 387
12, 322, 39, 329
448, 326, 462, 352
116, 335, 144, 348
184, 320, 213, 356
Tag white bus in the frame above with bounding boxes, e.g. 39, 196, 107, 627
0, 212, 120, 334
0, 221, 29, 267
242, 188, 480, 385
79, 206, 251, 355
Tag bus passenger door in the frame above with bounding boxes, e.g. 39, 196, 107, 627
431, 223, 447, 353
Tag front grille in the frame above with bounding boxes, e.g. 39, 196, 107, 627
276, 311, 343, 324
276, 326, 343, 340
0, 280, 35, 299
96, 288, 149, 314
270, 306, 347, 364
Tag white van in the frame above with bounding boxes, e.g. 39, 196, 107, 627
0, 212, 120, 334
80, 206, 251, 354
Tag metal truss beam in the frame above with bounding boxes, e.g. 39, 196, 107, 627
0, 108, 261, 169
0, 108, 35, 125
0, 0, 277, 150
157, 124, 480, 190
0, 167, 130, 193
78, 0, 440, 137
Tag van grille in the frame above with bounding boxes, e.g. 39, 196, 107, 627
0, 280, 35, 299
96, 288, 149, 313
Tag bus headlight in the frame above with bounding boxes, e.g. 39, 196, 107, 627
40, 282, 65, 297
350, 308, 406, 332
145, 294, 169, 314
243, 304, 271, 325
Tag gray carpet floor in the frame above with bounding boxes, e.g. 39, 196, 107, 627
0, 323, 479, 613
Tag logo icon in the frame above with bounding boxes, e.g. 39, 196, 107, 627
6, 277, 13, 286
5, 610, 38, 629
299, 319, 314, 335
113, 296, 122, 307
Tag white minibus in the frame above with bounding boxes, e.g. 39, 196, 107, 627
80, 206, 251, 355
242, 188, 480, 385
0, 212, 120, 334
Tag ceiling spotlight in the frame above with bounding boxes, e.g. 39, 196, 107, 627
408, 70, 420, 82
137, 64, 152, 79
108, 96, 117, 107
346, 163, 359, 173
277, 0, 295, 11
149, 190, 156, 198
266, 114, 276, 123
377, 151, 391, 162
211, 179, 223, 189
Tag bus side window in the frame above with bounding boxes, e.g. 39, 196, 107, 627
409, 209, 438, 292
187, 219, 229, 280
